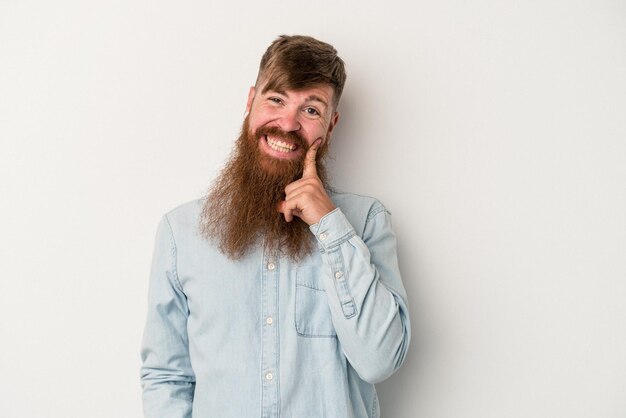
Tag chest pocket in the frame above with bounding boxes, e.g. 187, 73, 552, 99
295, 266, 337, 338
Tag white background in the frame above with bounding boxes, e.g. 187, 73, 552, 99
1, 0, 625, 417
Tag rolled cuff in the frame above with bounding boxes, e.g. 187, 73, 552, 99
309, 208, 356, 252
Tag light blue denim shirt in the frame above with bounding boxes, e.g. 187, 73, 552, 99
140, 192, 411, 418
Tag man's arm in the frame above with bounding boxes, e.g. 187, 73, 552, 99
310, 205, 411, 384
278, 139, 410, 384
140, 215, 195, 418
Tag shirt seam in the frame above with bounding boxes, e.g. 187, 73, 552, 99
361, 204, 390, 239
365, 205, 389, 226
325, 229, 356, 251
275, 257, 281, 416
296, 282, 326, 292
163, 214, 184, 293
371, 392, 378, 417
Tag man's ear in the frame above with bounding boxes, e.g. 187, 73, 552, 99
326, 111, 340, 142
245, 86, 256, 116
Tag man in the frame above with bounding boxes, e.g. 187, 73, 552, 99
141, 35, 410, 418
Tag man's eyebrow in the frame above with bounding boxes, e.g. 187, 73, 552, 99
265, 90, 328, 108
304, 95, 328, 107
267, 89, 287, 96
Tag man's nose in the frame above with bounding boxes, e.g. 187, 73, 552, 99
277, 109, 301, 132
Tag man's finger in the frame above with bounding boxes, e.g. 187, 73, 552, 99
302, 138, 322, 178
276, 200, 294, 222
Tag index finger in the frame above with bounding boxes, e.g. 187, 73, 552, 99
302, 138, 322, 178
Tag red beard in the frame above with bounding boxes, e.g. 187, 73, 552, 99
200, 117, 329, 260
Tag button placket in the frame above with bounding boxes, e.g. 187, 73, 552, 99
329, 249, 357, 318
261, 252, 279, 416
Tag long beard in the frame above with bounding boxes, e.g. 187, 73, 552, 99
199, 118, 329, 261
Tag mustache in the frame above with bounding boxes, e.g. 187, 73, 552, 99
254, 126, 309, 152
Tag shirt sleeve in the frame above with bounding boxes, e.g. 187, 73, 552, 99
140, 215, 195, 418
309, 204, 411, 384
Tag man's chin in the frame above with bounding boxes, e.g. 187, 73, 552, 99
258, 153, 302, 178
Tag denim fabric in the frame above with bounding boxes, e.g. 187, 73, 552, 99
140, 192, 411, 418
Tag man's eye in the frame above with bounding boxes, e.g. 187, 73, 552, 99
304, 107, 320, 117
269, 97, 282, 104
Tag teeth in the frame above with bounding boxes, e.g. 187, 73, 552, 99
266, 136, 296, 153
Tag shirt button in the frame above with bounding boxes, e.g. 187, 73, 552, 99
335, 271, 343, 280
267, 262, 275, 270
266, 316, 273, 325
266, 372, 273, 380
319, 232, 328, 241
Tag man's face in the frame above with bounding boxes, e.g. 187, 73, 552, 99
245, 83, 340, 169
200, 82, 340, 261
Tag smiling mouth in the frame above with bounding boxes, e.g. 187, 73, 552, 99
264, 135, 298, 153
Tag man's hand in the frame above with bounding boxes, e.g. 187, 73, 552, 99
277, 138, 336, 225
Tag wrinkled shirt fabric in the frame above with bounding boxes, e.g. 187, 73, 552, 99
140, 192, 411, 418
